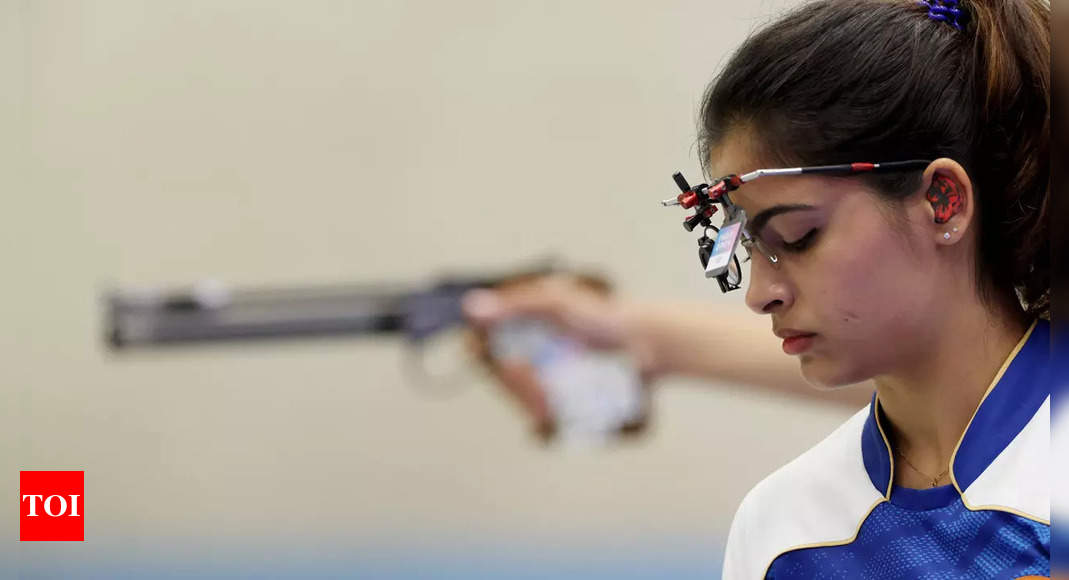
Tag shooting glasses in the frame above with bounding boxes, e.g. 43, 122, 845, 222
661, 160, 932, 292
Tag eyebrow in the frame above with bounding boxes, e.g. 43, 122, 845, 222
747, 204, 819, 236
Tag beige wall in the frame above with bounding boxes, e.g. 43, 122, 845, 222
2, 0, 858, 577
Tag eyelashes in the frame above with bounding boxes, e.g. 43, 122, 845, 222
780, 228, 819, 253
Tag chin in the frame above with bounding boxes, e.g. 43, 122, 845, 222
799, 355, 869, 390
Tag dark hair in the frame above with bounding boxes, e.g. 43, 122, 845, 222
698, 0, 1050, 318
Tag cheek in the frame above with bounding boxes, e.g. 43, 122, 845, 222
802, 222, 933, 364
795, 254, 911, 386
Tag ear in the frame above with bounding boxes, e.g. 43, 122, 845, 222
918, 158, 975, 246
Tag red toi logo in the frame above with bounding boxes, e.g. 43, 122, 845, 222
19, 471, 84, 541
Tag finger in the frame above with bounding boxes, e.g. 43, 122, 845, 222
494, 360, 554, 431
461, 282, 570, 326
463, 327, 495, 370
461, 289, 506, 325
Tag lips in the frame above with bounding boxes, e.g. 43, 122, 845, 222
774, 328, 817, 355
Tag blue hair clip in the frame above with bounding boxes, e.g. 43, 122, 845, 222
917, 0, 966, 31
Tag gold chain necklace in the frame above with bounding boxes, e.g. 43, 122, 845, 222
896, 449, 949, 488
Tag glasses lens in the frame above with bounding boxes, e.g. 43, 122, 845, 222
726, 254, 742, 288
748, 233, 780, 264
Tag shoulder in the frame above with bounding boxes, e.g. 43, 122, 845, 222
722, 404, 884, 580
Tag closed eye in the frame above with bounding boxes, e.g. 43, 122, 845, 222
781, 228, 819, 253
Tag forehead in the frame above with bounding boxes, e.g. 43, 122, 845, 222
707, 129, 765, 178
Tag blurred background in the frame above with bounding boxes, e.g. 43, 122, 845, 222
2, 1, 862, 577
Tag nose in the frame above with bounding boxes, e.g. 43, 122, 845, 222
744, 256, 794, 315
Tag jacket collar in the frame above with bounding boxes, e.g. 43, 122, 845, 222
860, 319, 1051, 497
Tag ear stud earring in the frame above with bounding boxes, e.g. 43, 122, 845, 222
944, 232, 952, 240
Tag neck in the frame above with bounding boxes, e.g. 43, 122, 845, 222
873, 293, 1031, 489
